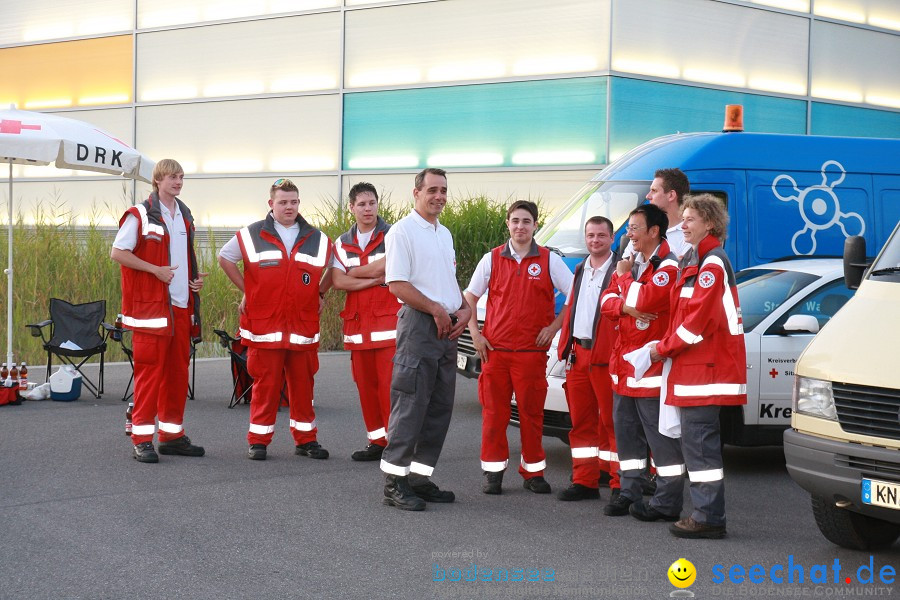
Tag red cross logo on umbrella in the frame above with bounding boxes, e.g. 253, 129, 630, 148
0, 120, 42, 134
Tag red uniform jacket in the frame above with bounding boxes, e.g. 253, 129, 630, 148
482, 242, 555, 352
237, 212, 332, 351
656, 235, 747, 407
600, 241, 678, 397
334, 217, 400, 350
558, 251, 619, 366
118, 193, 201, 338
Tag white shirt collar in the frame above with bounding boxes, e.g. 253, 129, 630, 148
411, 209, 439, 230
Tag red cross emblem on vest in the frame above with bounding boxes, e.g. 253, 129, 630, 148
0, 119, 43, 134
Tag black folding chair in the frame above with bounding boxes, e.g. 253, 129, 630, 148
214, 329, 286, 409
27, 298, 111, 399
110, 326, 198, 402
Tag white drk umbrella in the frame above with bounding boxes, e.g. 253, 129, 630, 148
0, 106, 156, 368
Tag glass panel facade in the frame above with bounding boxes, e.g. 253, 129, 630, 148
814, 0, 900, 32
136, 14, 341, 102
612, 0, 808, 96
0, 0, 133, 45
344, 0, 609, 88
810, 21, 900, 109
810, 103, 900, 138
0, 36, 133, 110
136, 0, 339, 29
6, 180, 137, 226
136, 96, 341, 176
343, 78, 607, 170
608, 77, 807, 161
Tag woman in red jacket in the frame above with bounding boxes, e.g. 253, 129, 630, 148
650, 194, 747, 539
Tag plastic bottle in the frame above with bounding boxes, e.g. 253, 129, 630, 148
18, 362, 27, 391
114, 314, 124, 341
0, 363, 7, 382
9, 363, 18, 388
125, 402, 134, 436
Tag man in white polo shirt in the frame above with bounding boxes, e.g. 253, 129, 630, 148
379, 168, 471, 511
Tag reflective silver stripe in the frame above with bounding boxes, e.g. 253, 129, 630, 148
343, 256, 361, 267
619, 458, 647, 471
410, 461, 434, 476
371, 330, 396, 342
688, 468, 724, 482
656, 464, 687, 477
134, 205, 164, 237
158, 421, 183, 434
290, 419, 316, 431
239, 227, 283, 263
295, 234, 329, 267
367, 427, 387, 440
481, 460, 508, 472
680, 286, 694, 298
520, 457, 546, 472
659, 258, 679, 270
239, 328, 283, 343
249, 423, 275, 434
132, 424, 156, 435
289, 333, 320, 345
571, 446, 599, 459
122, 315, 167, 329
335, 242, 358, 267
380, 459, 409, 476
626, 375, 662, 388
673, 383, 746, 397
344, 334, 363, 344
600, 292, 619, 307
610, 373, 619, 384
368, 252, 385, 261
625, 281, 642, 308
676, 325, 703, 345
146, 223, 165, 236
608, 451, 619, 462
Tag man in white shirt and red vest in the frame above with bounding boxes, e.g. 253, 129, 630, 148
464, 200, 573, 496
218, 178, 333, 461
112, 158, 207, 463
556, 216, 619, 501
331, 182, 401, 462
380, 168, 471, 511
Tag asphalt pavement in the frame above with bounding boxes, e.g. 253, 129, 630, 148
1, 354, 897, 600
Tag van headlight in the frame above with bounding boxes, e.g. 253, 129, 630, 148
548, 357, 567, 378
793, 376, 837, 420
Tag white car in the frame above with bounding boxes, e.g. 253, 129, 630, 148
457, 258, 854, 446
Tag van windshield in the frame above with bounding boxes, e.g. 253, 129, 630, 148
536, 180, 649, 256
867, 225, 900, 283
737, 269, 819, 330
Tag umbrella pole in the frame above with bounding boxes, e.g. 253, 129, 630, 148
7, 161, 12, 368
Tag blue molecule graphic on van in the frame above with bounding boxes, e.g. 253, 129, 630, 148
772, 160, 866, 255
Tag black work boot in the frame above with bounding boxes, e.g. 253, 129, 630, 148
482, 471, 504, 495
383, 475, 426, 511
132, 442, 159, 463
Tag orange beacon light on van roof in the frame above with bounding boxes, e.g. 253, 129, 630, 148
723, 104, 744, 132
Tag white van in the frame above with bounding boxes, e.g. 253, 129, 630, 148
784, 229, 900, 550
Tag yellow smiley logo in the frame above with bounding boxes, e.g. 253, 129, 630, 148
668, 558, 696, 588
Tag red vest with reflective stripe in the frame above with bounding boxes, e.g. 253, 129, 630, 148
482, 242, 555, 351
237, 213, 332, 350
657, 235, 747, 407
558, 252, 618, 366
336, 217, 400, 350
118, 194, 200, 337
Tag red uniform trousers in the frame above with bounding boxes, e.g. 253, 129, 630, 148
479, 350, 549, 479
350, 346, 394, 447
563, 344, 620, 488
130, 306, 192, 445
246, 347, 319, 446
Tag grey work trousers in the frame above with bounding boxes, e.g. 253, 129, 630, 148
380, 305, 457, 480
613, 393, 685, 515
680, 405, 726, 526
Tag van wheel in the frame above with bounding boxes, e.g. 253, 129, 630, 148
810, 495, 900, 550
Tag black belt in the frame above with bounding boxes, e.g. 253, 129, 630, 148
575, 338, 593, 349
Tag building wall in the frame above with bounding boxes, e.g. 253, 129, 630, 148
1, 0, 898, 226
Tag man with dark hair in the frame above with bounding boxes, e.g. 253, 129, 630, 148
380, 168, 471, 511
331, 182, 400, 462
556, 215, 619, 501
465, 200, 573, 495
600, 203, 684, 520
112, 158, 207, 463
626, 168, 691, 259
218, 178, 333, 461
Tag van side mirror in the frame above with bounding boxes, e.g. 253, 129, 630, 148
783, 314, 819, 334
843, 236, 868, 290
